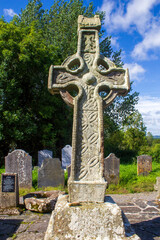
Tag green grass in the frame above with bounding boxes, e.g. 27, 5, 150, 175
106, 162, 160, 194
0, 167, 5, 184
0, 162, 160, 196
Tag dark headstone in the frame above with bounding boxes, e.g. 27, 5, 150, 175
38, 158, 64, 188
5, 149, 32, 188
104, 153, 120, 184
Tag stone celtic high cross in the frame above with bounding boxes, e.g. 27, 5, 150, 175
48, 15, 130, 203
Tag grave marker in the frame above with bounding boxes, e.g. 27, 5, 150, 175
0, 173, 19, 208
5, 149, 32, 188
104, 153, 120, 184
38, 158, 64, 188
38, 149, 53, 167
62, 145, 72, 169
137, 155, 152, 176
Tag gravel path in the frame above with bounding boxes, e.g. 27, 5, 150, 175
0, 191, 159, 240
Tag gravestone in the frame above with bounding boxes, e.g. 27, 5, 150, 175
38, 158, 64, 188
0, 173, 19, 208
62, 145, 72, 169
38, 149, 53, 167
104, 153, 120, 184
137, 155, 152, 176
154, 177, 160, 205
45, 15, 140, 240
5, 149, 32, 188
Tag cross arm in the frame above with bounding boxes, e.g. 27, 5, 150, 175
95, 66, 130, 108
48, 65, 83, 107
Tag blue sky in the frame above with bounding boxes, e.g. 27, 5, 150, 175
1, 0, 160, 135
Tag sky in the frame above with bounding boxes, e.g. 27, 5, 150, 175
0, 0, 160, 135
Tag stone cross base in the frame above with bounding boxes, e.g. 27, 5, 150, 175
44, 195, 140, 240
68, 181, 107, 203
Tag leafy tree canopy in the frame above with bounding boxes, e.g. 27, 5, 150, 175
0, 0, 144, 165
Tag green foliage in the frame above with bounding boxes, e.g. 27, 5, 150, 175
150, 144, 160, 163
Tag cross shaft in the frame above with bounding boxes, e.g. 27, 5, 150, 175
48, 15, 130, 202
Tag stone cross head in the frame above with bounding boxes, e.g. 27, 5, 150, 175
48, 15, 130, 203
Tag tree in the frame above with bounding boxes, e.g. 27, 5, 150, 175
0, 0, 141, 165
122, 111, 147, 154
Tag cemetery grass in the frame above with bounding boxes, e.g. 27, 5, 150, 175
0, 163, 160, 195
106, 162, 160, 194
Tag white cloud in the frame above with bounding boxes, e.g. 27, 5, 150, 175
132, 22, 160, 59
136, 96, 160, 135
3, 9, 17, 17
124, 63, 145, 81
99, 0, 160, 60
111, 37, 119, 49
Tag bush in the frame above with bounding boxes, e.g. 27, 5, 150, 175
150, 144, 160, 163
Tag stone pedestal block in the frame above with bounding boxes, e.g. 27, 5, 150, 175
44, 195, 140, 240
68, 181, 107, 203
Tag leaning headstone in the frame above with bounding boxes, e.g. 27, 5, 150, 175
62, 145, 72, 169
154, 177, 160, 205
38, 149, 53, 167
5, 149, 32, 188
38, 158, 64, 188
45, 15, 139, 240
137, 155, 152, 176
0, 173, 19, 208
104, 153, 120, 184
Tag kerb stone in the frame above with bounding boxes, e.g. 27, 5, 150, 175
44, 194, 140, 240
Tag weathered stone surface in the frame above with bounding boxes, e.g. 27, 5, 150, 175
62, 145, 72, 169
104, 153, 120, 184
24, 190, 64, 213
38, 150, 53, 168
44, 195, 140, 240
137, 155, 152, 176
0, 173, 19, 208
38, 158, 64, 188
154, 177, 160, 205
48, 15, 130, 203
5, 149, 32, 188
0, 207, 22, 215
